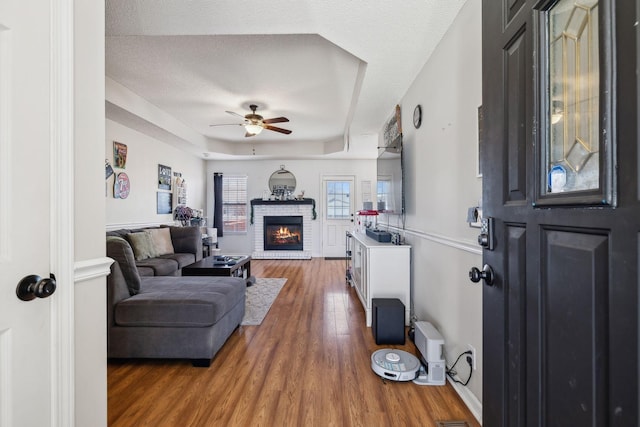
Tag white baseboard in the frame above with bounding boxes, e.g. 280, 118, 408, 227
447, 377, 482, 424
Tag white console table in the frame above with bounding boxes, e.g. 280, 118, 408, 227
347, 231, 411, 327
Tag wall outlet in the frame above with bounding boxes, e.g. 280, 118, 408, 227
467, 344, 476, 371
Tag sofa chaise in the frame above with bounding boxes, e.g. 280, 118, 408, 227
106, 236, 245, 367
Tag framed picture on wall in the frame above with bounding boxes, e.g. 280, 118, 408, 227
158, 164, 172, 190
157, 191, 172, 214
113, 141, 128, 169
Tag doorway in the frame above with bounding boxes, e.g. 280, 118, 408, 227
322, 176, 355, 258
481, 0, 637, 425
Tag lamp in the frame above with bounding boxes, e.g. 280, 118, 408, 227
245, 123, 263, 135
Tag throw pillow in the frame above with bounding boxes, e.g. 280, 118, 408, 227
106, 236, 142, 295
148, 227, 174, 256
126, 231, 158, 261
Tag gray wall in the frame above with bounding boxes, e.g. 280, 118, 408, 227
397, 0, 483, 415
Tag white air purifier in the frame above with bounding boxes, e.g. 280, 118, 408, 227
412, 321, 446, 386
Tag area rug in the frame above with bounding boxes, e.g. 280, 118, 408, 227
241, 278, 287, 325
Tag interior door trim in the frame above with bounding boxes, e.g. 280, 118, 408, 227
0, 25, 10, 264
50, 1, 76, 425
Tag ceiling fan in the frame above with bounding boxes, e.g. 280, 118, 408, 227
210, 104, 292, 137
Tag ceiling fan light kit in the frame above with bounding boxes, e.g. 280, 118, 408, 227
212, 104, 291, 137
245, 123, 263, 135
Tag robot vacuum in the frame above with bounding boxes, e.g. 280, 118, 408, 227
371, 349, 420, 382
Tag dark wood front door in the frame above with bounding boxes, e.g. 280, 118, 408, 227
481, 1, 637, 425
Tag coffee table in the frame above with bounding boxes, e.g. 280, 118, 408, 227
183, 255, 254, 285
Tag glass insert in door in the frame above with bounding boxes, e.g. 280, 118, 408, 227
326, 181, 352, 219
547, 0, 599, 194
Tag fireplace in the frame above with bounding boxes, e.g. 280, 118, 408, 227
264, 216, 303, 251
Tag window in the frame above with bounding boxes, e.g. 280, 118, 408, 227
222, 175, 247, 233
377, 177, 391, 211
326, 180, 351, 219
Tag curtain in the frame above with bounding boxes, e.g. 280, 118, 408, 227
213, 173, 223, 237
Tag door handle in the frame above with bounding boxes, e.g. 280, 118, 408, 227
16, 274, 57, 301
469, 265, 495, 286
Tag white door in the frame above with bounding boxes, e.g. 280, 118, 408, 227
0, 2, 72, 426
322, 176, 355, 258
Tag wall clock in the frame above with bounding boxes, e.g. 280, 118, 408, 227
413, 105, 422, 129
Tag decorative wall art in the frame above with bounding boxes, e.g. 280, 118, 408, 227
105, 159, 114, 179
114, 172, 130, 199
158, 164, 172, 190
113, 142, 128, 169
383, 104, 402, 149
174, 173, 187, 206
157, 191, 172, 214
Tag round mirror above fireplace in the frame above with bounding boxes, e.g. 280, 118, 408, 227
269, 167, 296, 198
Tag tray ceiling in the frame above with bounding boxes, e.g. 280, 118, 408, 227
106, 0, 468, 159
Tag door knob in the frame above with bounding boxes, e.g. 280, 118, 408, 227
16, 274, 57, 301
469, 265, 495, 286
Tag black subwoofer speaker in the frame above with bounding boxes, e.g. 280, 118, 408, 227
372, 298, 405, 344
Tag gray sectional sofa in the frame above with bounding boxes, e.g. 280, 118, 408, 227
106, 230, 245, 367
106, 225, 203, 276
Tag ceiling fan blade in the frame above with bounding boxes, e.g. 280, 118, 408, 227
209, 123, 243, 127
226, 110, 246, 119
245, 131, 257, 138
262, 117, 289, 124
264, 125, 292, 135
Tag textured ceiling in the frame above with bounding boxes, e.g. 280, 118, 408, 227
106, 0, 468, 159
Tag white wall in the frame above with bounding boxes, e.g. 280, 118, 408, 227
74, 1, 107, 426
105, 119, 207, 228
205, 159, 376, 256
395, 0, 483, 417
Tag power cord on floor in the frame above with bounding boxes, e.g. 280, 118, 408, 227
446, 350, 473, 386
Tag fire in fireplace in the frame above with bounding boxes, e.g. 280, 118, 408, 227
264, 216, 303, 251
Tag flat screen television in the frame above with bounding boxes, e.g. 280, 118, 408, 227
376, 136, 404, 216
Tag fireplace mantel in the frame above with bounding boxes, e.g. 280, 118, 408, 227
250, 198, 316, 224
250, 198, 314, 206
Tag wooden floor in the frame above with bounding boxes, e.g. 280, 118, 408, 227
108, 258, 481, 427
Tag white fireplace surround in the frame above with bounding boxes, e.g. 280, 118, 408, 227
252, 203, 312, 259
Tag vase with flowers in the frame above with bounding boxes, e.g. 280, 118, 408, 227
174, 205, 193, 226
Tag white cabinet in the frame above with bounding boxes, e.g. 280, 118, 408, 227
347, 231, 411, 327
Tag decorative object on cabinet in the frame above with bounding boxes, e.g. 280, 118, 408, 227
113, 141, 127, 169
174, 205, 193, 226
190, 208, 204, 227
157, 192, 172, 214
114, 172, 130, 199
158, 164, 172, 190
